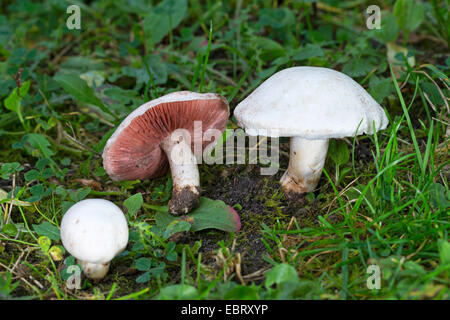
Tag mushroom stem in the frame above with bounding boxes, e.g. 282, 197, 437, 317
161, 132, 200, 215
79, 260, 110, 281
280, 137, 329, 197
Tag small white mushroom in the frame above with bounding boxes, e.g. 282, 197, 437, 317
234, 67, 389, 198
60, 199, 129, 281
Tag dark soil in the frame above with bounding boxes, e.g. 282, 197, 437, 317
189, 140, 343, 279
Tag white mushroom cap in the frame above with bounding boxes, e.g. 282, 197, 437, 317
60, 199, 129, 265
234, 67, 389, 139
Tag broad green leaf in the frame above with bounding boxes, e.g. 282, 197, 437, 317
2, 224, 18, 237
252, 37, 286, 62
189, 198, 241, 232
342, 57, 377, 78
135, 257, 151, 271
136, 271, 150, 283
24, 169, 39, 181
26, 184, 45, 202
124, 193, 143, 216
394, 0, 425, 35
438, 239, 450, 267
224, 285, 260, 300
374, 13, 399, 43
148, 57, 168, 85
38, 236, 51, 252
163, 220, 191, 239
20, 133, 54, 158
292, 44, 324, 61
157, 284, 198, 300
155, 197, 241, 233
4, 80, 30, 113
258, 7, 296, 29
369, 76, 394, 103
32, 221, 60, 241
54, 73, 116, 118
429, 183, 449, 209
143, 0, 187, 46
328, 140, 350, 167
265, 263, 299, 288
36, 158, 51, 170
69, 188, 91, 202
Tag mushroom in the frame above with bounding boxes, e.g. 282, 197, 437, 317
234, 67, 389, 199
102, 91, 229, 215
60, 199, 129, 281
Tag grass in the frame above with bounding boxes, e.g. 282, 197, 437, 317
0, 0, 449, 300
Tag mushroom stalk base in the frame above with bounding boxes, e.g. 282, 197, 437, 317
161, 134, 200, 215
79, 260, 110, 281
280, 137, 329, 198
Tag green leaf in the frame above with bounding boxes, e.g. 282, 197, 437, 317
24, 169, 39, 181
143, 0, 187, 46
22, 134, 54, 159
2, 224, 18, 237
32, 222, 60, 241
252, 37, 286, 62
135, 257, 151, 271
429, 183, 450, 210
36, 158, 51, 170
154, 197, 241, 233
136, 271, 150, 283
124, 193, 143, 216
38, 236, 51, 252
144, 55, 168, 85
0, 162, 23, 179
189, 198, 241, 232
342, 58, 377, 78
54, 73, 116, 118
265, 263, 299, 288
157, 284, 199, 300
369, 76, 394, 103
163, 220, 191, 239
4, 80, 30, 113
69, 188, 91, 202
224, 285, 260, 300
374, 13, 399, 43
437, 239, 450, 267
394, 0, 425, 35
328, 140, 350, 167
292, 44, 324, 61
27, 184, 45, 202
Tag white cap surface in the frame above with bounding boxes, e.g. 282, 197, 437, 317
60, 199, 129, 264
234, 67, 389, 139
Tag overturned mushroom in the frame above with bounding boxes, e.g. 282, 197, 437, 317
60, 199, 129, 281
234, 67, 389, 199
103, 91, 229, 215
